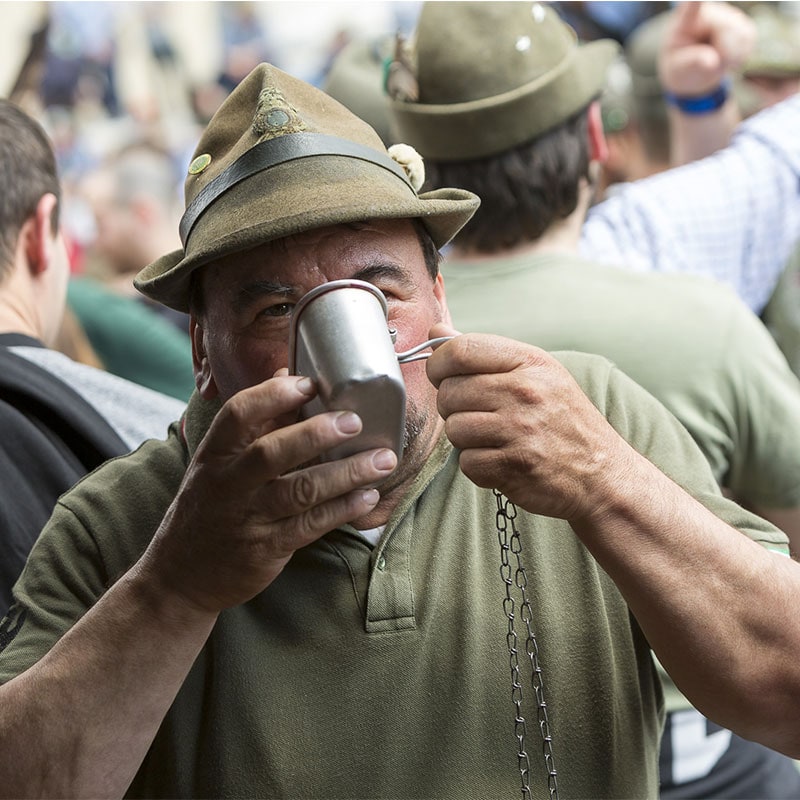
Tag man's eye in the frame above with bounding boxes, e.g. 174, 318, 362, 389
259, 302, 295, 318
375, 286, 398, 302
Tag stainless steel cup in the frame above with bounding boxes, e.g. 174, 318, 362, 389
288, 279, 407, 467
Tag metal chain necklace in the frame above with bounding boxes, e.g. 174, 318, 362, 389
495, 489, 560, 800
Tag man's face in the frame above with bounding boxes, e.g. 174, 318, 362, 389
191, 218, 450, 488
82, 171, 140, 275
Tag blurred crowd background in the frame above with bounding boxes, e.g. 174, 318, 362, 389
2, 0, 799, 402
0, 1, 424, 281
0, 1, 429, 400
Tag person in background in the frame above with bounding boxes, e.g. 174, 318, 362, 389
599, 1, 756, 192
325, 2, 793, 316
387, 3, 800, 797
1, 59, 800, 799
0, 99, 185, 614
69, 142, 195, 401
560, 2, 752, 198
574, 1, 798, 316
592, 1, 800, 396
741, 5, 800, 385
598, 9, 673, 196
78, 142, 188, 331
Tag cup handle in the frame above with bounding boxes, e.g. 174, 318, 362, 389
396, 336, 454, 363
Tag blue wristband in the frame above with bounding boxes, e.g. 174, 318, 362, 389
663, 79, 731, 115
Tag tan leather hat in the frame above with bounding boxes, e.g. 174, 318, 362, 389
135, 63, 479, 312
388, 1, 620, 161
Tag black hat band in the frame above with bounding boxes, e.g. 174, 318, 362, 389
179, 132, 413, 247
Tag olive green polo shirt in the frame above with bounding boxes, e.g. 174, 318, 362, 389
0, 351, 787, 799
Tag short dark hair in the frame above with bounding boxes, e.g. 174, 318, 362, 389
412, 218, 441, 280
0, 101, 60, 279
423, 108, 591, 252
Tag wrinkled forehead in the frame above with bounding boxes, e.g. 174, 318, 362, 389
225, 219, 417, 263
190, 218, 425, 312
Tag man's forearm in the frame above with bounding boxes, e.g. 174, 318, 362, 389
570, 446, 800, 758
668, 99, 741, 165
660, 2, 754, 165
0, 565, 217, 798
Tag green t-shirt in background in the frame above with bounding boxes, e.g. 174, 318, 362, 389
68, 277, 195, 402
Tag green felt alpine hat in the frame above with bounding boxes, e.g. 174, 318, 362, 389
135, 63, 479, 313
389, 1, 620, 161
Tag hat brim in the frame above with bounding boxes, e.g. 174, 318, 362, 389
135, 154, 478, 313
390, 39, 620, 161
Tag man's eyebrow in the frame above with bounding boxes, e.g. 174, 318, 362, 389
233, 279, 296, 311
352, 262, 411, 285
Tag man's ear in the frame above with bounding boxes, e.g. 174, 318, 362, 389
587, 101, 610, 165
434, 272, 453, 327
603, 126, 636, 185
23, 194, 58, 275
190, 317, 218, 399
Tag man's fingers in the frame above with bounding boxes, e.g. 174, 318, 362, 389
715, 19, 756, 69
254, 446, 397, 519
233, 409, 368, 485
200, 375, 316, 459
674, 1, 703, 37
429, 321, 459, 342
436, 372, 507, 416
672, 45, 724, 77
270, 486, 382, 553
426, 333, 508, 385
427, 333, 548, 388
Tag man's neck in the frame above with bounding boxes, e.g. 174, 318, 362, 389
351, 416, 448, 529
0, 258, 51, 342
0, 298, 42, 341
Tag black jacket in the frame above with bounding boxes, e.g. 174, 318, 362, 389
0, 334, 127, 613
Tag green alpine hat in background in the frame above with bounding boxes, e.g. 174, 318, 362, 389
600, 55, 633, 135
135, 62, 479, 313
624, 10, 672, 122
323, 36, 395, 147
388, 1, 620, 162
742, 6, 800, 79
734, 6, 800, 117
